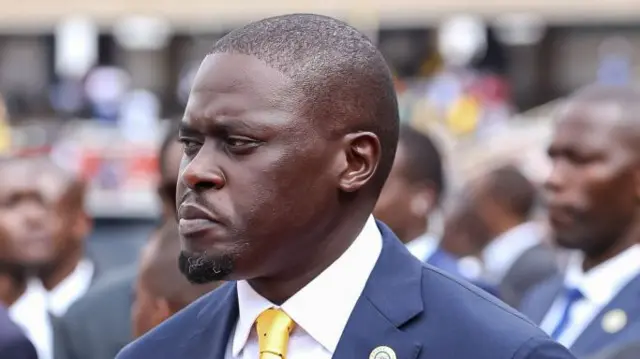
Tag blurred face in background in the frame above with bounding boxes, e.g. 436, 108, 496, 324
158, 139, 182, 221
544, 102, 639, 257
0, 161, 54, 273
37, 167, 91, 269
132, 231, 168, 338
375, 144, 436, 243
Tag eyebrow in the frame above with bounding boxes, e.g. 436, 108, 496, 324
178, 122, 200, 137
181, 114, 276, 135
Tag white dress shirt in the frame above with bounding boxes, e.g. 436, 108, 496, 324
9, 280, 53, 359
48, 259, 95, 316
9, 259, 95, 359
539, 244, 640, 348
405, 233, 438, 262
481, 221, 543, 284
227, 215, 383, 359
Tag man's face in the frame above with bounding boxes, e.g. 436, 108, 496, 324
544, 102, 638, 255
131, 241, 168, 338
0, 162, 54, 269
37, 170, 90, 265
176, 53, 342, 284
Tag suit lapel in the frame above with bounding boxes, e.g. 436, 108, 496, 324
525, 275, 563, 325
570, 275, 640, 356
332, 221, 423, 359
187, 282, 239, 358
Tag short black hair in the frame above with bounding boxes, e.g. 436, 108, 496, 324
482, 165, 537, 219
398, 125, 446, 203
210, 13, 399, 190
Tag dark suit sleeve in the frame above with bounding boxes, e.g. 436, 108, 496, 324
52, 314, 75, 359
0, 336, 39, 359
513, 336, 577, 359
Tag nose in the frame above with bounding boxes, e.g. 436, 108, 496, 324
544, 160, 567, 195
180, 154, 226, 192
23, 200, 48, 228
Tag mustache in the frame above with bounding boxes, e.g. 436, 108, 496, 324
177, 191, 224, 221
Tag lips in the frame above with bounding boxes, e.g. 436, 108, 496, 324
547, 206, 576, 227
178, 203, 221, 236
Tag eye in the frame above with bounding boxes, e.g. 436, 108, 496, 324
225, 136, 260, 153
178, 138, 201, 156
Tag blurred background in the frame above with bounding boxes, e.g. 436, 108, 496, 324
1, 2, 640, 359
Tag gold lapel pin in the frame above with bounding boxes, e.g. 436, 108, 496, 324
369, 346, 397, 359
602, 309, 627, 334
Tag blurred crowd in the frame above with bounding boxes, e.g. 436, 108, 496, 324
0, 11, 639, 359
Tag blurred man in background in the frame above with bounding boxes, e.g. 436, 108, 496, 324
375, 124, 459, 272
520, 86, 640, 358
132, 221, 220, 338
0, 157, 55, 359
36, 158, 97, 317
0, 304, 37, 359
53, 122, 182, 359
472, 165, 558, 308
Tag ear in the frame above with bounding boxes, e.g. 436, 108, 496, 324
337, 132, 381, 193
72, 210, 92, 243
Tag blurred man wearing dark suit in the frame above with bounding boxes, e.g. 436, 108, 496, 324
374, 124, 458, 272
53, 123, 182, 359
471, 165, 558, 308
520, 86, 640, 358
0, 304, 37, 359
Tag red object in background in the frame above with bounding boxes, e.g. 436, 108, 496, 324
468, 75, 510, 106
78, 146, 159, 190
79, 151, 102, 182
127, 153, 158, 183
14, 146, 52, 158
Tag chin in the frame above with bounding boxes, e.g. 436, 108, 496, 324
553, 233, 585, 251
178, 250, 235, 284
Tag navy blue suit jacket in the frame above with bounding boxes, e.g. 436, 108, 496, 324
118, 222, 575, 359
520, 274, 640, 358
427, 247, 500, 299
0, 305, 38, 359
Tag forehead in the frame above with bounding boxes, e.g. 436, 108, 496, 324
0, 161, 41, 194
184, 53, 300, 129
551, 101, 629, 149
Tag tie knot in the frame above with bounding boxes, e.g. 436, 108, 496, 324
256, 308, 295, 359
565, 287, 584, 303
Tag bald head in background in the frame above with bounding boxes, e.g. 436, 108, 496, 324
545, 84, 640, 270
132, 222, 220, 338
30, 157, 92, 291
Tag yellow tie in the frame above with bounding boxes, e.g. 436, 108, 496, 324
256, 308, 295, 359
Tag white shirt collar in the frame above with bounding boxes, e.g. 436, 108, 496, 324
48, 259, 95, 316
405, 233, 439, 262
564, 244, 640, 305
232, 215, 383, 356
481, 221, 542, 283
9, 280, 52, 359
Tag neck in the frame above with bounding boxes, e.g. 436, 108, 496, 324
488, 216, 524, 240
248, 208, 370, 304
583, 219, 640, 272
0, 273, 26, 307
40, 247, 83, 291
